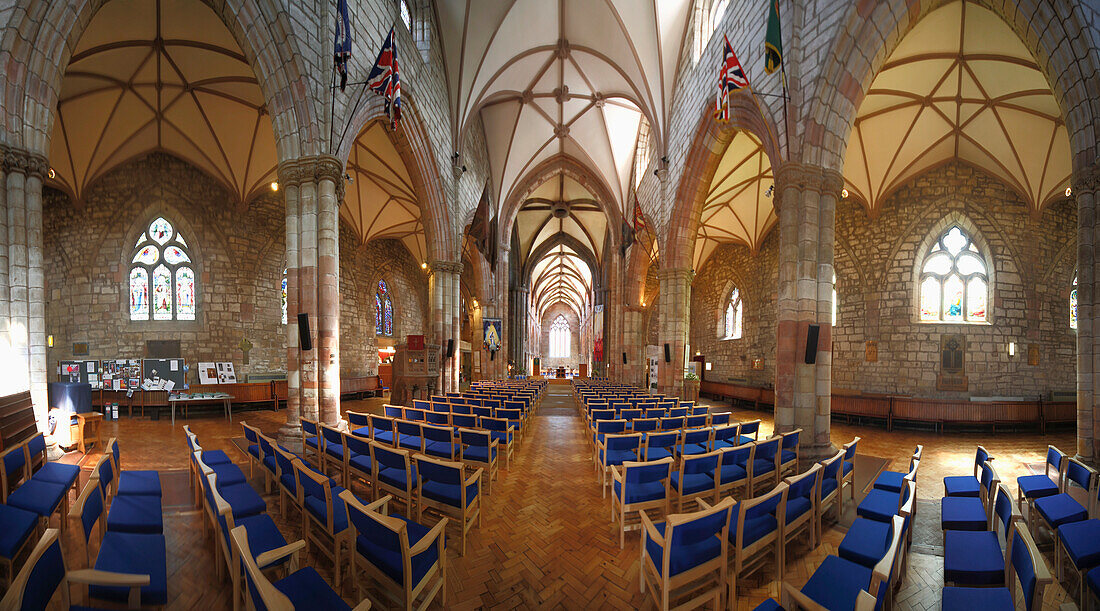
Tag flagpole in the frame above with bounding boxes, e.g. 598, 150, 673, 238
328, 61, 338, 154
779, 58, 790, 159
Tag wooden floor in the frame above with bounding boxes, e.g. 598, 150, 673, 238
32, 383, 1082, 610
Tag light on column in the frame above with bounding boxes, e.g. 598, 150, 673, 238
1008, 342, 1016, 357
47, 335, 53, 348
421, 262, 428, 270
270, 181, 279, 192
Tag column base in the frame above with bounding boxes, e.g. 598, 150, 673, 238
800, 442, 840, 465
277, 423, 303, 455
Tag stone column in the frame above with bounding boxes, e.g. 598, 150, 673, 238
773, 164, 843, 461
622, 305, 646, 387
428, 260, 461, 392
1075, 163, 1100, 463
510, 286, 528, 374
657, 267, 693, 397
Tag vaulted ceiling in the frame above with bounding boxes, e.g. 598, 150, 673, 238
695, 130, 774, 269
516, 174, 607, 268
531, 244, 592, 320
48, 0, 277, 205
843, 0, 1071, 213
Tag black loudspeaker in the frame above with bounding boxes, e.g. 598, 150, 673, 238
298, 313, 312, 351
490, 350, 496, 361
805, 324, 820, 364
446, 339, 455, 358
622, 352, 628, 364
663, 343, 671, 363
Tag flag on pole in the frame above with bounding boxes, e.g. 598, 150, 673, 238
633, 200, 649, 234
715, 35, 749, 122
764, 0, 783, 74
367, 27, 402, 125
334, 0, 352, 91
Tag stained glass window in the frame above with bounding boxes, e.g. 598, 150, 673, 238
282, 269, 288, 325
550, 315, 571, 358
128, 216, 197, 321
376, 280, 394, 337
832, 272, 838, 326
918, 225, 989, 322
1071, 274, 1078, 330
724, 288, 743, 339
399, 0, 411, 29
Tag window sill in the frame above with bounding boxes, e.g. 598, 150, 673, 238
915, 320, 991, 326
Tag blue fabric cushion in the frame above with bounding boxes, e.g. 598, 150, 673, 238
753, 600, 784, 611
943, 475, 980, 498
614, 480, 665, 505
107, 495, 163, 534
839, 518, 890, 568
671, 472, 714, 496
117, 470, 162, 497
751, 458, 775, 476
678, 443, 707, 456
424, 441, 455, 458
785, 496, 812, 523
645, 447, 673, 461
325, 444, 344, 460
463, 445, 497, 463
489, 431, 512, 446
1089, 566, 1100, 599
941, 497, 988, 531
398, 435, 422, 451
780, 449, 796, 464
1058, 520, 1100, 570
0, 504, 38, 558
422, 480, 478, 508
238, 513, 290, 569
351, 426, 371, 438
262, 455, 277, 476
355, 515, 439, 585
738, 513, 778, 547
739, 435, 756, 445
372, 430, 395, 445
348, 454, 373, 475
89, 532, 167, 606
303, 486, 350, 534
603, 449, 636, 466
856, 489, 900, 523
201, 450, 232, 466
843, 461, 854, 476
279, 472, 298, 494
7, 479, 66, 517
304, 436, 319, 450
944, 530, 1004, 585
941, 586, 1014, 610
712, 439, 735, 450
247, 443, 260, 459
273, 566, 351, 610
873, 471, 906, 493
210, 462, 247, 487
1035, 493, 1089, 529
800, 555, 872, 610
32, 461, 80, 488
821, 477, 838, 498
644, 521, 721, 577
1017, 474, 1059, 500
711, 463, 747, 485
219, 482, 267, 519
378, 466, 416, 491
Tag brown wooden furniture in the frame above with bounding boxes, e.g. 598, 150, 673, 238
0, 391, 37, 451
73, 412, 103, 454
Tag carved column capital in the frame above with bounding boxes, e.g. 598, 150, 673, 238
1072, 162, 1100, 196
278, 155, 346, 199
773, 163, 844, 202
657, 267, 694, 284
1, 145, 49, 179
429, 260, 464, 275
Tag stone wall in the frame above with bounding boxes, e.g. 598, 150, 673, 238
690, 161, 1078, 399
539, 303, 581, 370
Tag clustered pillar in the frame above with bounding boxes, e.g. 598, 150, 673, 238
280, 155, 342, 446
0, 146, 48, 428
657, 267, 693, 397
773, 164, 842, 461
1075, 163, 1100, 464
429, 260, 462, 392
509, 285, 528, 375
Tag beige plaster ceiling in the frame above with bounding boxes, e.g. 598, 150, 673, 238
531, 244, 592, 319
49, 0, 277, 205
843, 0, 1071, 213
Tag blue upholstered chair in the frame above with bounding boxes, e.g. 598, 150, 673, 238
739, 420, 761, 445
396, 420, 424, 453
779, 429, 801, 477
412, 399, 431, 411
819, 449, 845, 532
421, 422, 458, 461
941, 460, 997, 531
842, 436, 860, 503
26, 433, 79, 498
0, 500, 37, 585
405, 408, 426, 422
592, 420, 627, 459
193, 452, 265, 526
320, 423, 348, 487
92, 454, 163, 535
347, 410, 372, 437
644, 407, 665, 419
242, 421, 264, 480
684, 415, 708, 429
344, 432, 374, 496
712, 423, 740, 451
425, 411, 450, 428
676, 427, 713, 458
730, 482, 788, 597
611, 458, 673, 549
748, 437, 782, 497
497, 408, 524, 440
643, 431, 680, 461
473, 406, 493, 419
478, 416, 515, 467
1, 440, 68, 534
342, 490, 448, 610
370, 441, 416, 511
452, 413, 478, 431
598, 433, 642, 497
672, 450, 721, 512
414, 454, 482, 555
369, 414, 397, 446
781, 463, 822, 564
639, 496, 735, 610
712, 443, 752, 500
384, 404, 405, 418
70, 475, 167, 607
300, 417, 322, 467
945, 445, 992, 498
659, 416, 685, 431
860, 461, 917, 524
942, 525, 1051, 611
297, 459, 354, 588
840, 481, 915, 573
632, 418, 659, 435
667, 407, 689, 418
711, 412, 732, 426
1019, 445, 1066, 522
621, 408, 644, 423
459, 428, 499, 495
943, 482, 1017, 587
272, 444, 305, 519
873, 445, 922, 494
1032, 457, 1096, 546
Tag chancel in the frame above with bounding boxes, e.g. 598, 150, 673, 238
0, 0, 1098, 608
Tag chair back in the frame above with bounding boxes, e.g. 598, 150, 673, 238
242, 423, 260, 445
1063, 457, 1096, 494
396, 419, 422, 438
659, 416, 684, 430
73, 471, 106, 546
754, 436, 781, 463
1007, 525, 1051, 611
345, 434, 371, 461
979, 461, 999, 504
95, 452, 115, 500
843, 436, 860, 460
460, 428, 491, 449
1043, 445, 1066, 481
0, 529, 70, 611
786, 464, 821, 505
452, 404, 472, 415
738, 483, 787, 544
656, 497, 735, 576
633, 418, 658, 433
644, 408, 664, 419
474, 407, 493, 418
868, 515, 907, 605
646, 431, 679, 451
821, 450, 844, 494
781, 429, 800, 451
347, 410, 370, 429
974, 445, 991, 477
624, 458, 673, 487
301, 418, 319, 437
992, 483, 1019, 543
230, 524, 294, 611
683, 427, 711, 445
422, 423, 453, 444
722, 443, 753, 469
341, 491, 418, 588
406, 409, 427, 422
296, 461, 337, 531
453, 414, 478, 428
371, 442, 411, 473
710, 412, 731, 426
597, 420, 627, 436
273, 445, 299, 484
685, 415, 708, 428
26, 433, 47, 465
426, 412, 450, 426
621, 408, 643, 421
668, 407, 688, 418
384, 405, 404, 418
1, 441, 27, 497
591, 409, 615, 422
412, 399, 431, 411
321, 424, 344, 452
740, 419, 760, 439
714, 424, 739, 444
682, 450, 721, 475
431, 402, 450, 413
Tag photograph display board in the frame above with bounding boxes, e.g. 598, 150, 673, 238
101, 359, 141, 391
198, 362, 218, 384
59, 360, 101, 388
216, 362, 237, 384
142, 358, 186, 391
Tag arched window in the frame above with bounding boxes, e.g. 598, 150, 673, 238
129, 216, 195, 321
376, 280, 393, 336
550, 315, 571, 358
281, 269, 288, 324
711, 0, 730, 32
918, 225, 989, 323
724, 288, 743, 339
398, 0, 411, 29
1071, 273, 1078, 330
832, 272, 838, 326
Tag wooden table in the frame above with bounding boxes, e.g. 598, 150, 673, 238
167, 393, 232, 426
75, 412, 103, 454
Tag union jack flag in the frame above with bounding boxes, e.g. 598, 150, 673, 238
367, 27, 401, 124
715, 35, 749, 122
333, 0, 352, 91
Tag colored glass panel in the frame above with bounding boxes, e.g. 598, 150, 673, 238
149, 217, 173, 244
1071, 287, 1078, 330
943, 275, 964, 321
375, 294, 383, 334
175, 233, 187, 247
920, 276, 940, 320
129, 268, 148, 320
132, 245, 158, 265
176, 267, 195, 320
153, 264, 172, 320
384, 298, 393, 335
282, 270, 288, 325
164, 246, 190, 264
966, 277, 987, 321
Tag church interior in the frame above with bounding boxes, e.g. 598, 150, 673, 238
0, 0, 1098, 608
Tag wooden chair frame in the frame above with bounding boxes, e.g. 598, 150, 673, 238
300, 417, 322, 468
732, 482, 788, 597
477, 416, 515, 468
319, 423, 348, 488
841, 436, 861, 503
413, 454, 482, 555
639, 496, 735, 611
715, 443, 753, 500
779, 428, 802, 477
370, 441, 416, 511
458, 429, 499, 495
241, 422, 263, 480
611, 458, 672, 549
674, 450, 721, 512
781, 463, 822, 570
818, 450, 844, 535
747, 437, 781, 498
296, 462, 354, 588
272, 445, 305, 521
598, 433, 642, 498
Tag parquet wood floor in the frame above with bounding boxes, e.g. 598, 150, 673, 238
26, 386, 1082, 609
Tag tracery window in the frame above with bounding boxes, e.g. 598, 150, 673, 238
1071, 273, 1078, 330
550, 315, 571, 358
710, 0, 730, 32
918, 225, 989, 323
832, 272, 838, 326
399, 0, 411, 29
376, 280, 393, 336
724, 288, 743, 339
281, 268, 288, 325
129, 216, 195, 321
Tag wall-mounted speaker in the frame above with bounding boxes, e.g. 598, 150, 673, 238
805, 324, 820, 364
298, 313, 312, 351
490, 350, 496, 361
622, 352, 628, 365
446, 339, 455, 358
663, 343, 671, 363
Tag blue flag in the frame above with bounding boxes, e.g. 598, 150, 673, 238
334, 0, 352, 91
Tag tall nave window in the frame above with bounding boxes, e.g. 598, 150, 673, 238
376, 280, 394, 337
724, 287, 743, 339
129, 216, 195, 321
1071, 273, 1078, 330
550, 315, 571, 358
918, 225, 989, 323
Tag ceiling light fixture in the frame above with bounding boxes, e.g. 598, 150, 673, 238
270, 181, 279, 192
841, 188, 849, 199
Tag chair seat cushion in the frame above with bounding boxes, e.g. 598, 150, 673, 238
351, 426, 371, 438
780, 449, 796, 465
424, 441, 456, 458
645, 447, 673, 461
941, 586, 1014, 610
711, 464, 747, 486
463, 445, 497, 464
738, 513, 779, 547
671, 472, 714, 496
348, 454, 373, 475
210, 462, 247, 488
303, 486, 350, 534
940, 497, 988, 531
1089, 566, 1100, 598
398, 435, 422, 451
117, 470, 162, 497
324, 444, 344, 460
1017, 474, 1059, 500
843, 460, 854, 476
821, 477, 838, 498
943, 475, 980, 498
489, 431, 512, 446
873, 470, 905, 493
356, 515, 439, 586
304, 436, 319, 450
1035, 493, 1088, 529
274, 566, 351, 611
712, 439, 736, 450
944, 530, 1004, 585
678, 443, 708, 457
800, 555, 873, 610
219, 482, 267, 519
378, 466, 416, 492
603, 449, 636, 466
247, 444, 260, 460
90, 532, 167, 606
839, 518, 891, 568
107, 495, 163, 534
1058, 520, 1100, 570
372, 430, 395, 445
785, 496, 812, 523
238, 513, 291, 569
856, 489, 900, 523
614, 480, 665, 505
262, 455, 277, 476
201, 450, 233, 466
739, 435, 756, 445
645, 521, 721, 577
33, 461, 80, 488
752, 600, 783, 611
0, 504, 38, 558
7, 479, 66, 517
422, 480, 478, 508
751, 458, 776, 477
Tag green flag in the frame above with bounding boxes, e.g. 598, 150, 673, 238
764, 0, 782, 74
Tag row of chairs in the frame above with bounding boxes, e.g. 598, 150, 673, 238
590, 420, 766, 466
380, 404, 527, 444
587, 409, 723, 430
347, 411, 518, 457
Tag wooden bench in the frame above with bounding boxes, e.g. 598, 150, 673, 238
0, 391, 37, 451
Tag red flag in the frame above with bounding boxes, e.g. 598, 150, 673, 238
715, 35, 749, 122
